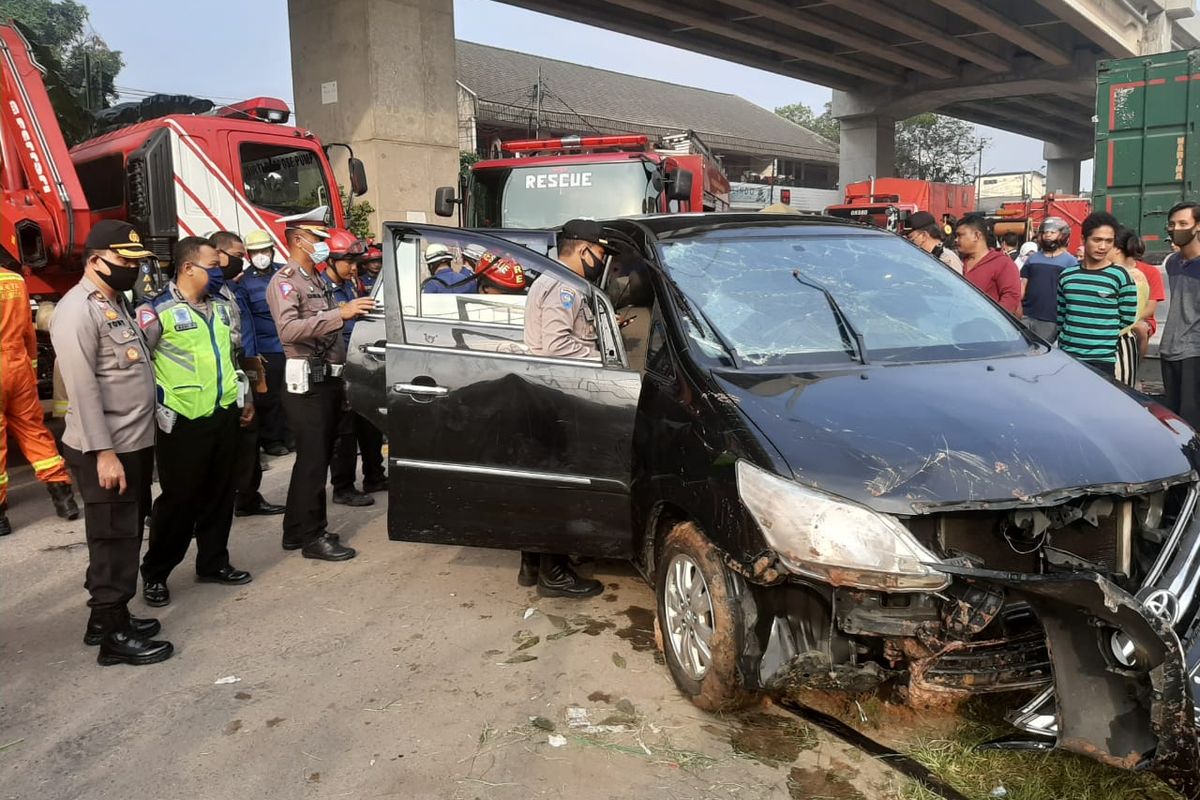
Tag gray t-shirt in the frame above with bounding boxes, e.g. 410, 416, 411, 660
1160, 253, 1200, 361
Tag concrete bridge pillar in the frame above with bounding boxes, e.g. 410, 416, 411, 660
1044, 139, 1091, 196
288, 0, 459, 229
836, 113, 896, 190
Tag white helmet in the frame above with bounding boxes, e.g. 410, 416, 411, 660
424, 243, 453, 266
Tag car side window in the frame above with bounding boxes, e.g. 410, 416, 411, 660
644, 319, 674, 378
401, 230, 536, 328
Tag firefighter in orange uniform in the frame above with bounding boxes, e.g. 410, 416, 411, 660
0, 266, 80, 535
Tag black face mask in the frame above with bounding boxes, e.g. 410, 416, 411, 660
1171, 227, 1197, 248
1040, 236, 1061, 252
581, 248, 605, 282
221, 254, 244, 279
931, 243, 945, 259
96, 257, 139, 293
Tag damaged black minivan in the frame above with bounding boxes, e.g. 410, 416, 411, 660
346, 213, 1200, 793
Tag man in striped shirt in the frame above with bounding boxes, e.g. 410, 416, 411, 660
1055, 212, 1138, 373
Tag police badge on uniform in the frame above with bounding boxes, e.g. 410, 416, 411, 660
560, 287, 574, 310
172, 306, 196, 331
279, 282, 295, 298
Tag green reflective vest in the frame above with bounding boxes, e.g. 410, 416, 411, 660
152, 295, 238, 420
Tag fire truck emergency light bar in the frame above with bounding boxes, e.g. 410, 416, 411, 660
501, 135, 652, 154
216, 97, 291, 125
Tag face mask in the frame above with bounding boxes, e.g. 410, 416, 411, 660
221, 255, 244, 279
308, 241, 330, 264
96, 257, 139, 293
1040, 235, 1060, 251
204, 265, 227, 294
251, 252, 272, 270
931, 243, 944, 259
581, 247, 605, 282
1171, 227, 1197, 248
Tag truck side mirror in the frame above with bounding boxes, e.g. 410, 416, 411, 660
349, 157, 368, 197
668, 169, 694, 202
434, 186, 457, 218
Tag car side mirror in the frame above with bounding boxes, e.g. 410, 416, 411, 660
434, 186, 457, 218
668, 169, 694, 202
349, 157, 368, 197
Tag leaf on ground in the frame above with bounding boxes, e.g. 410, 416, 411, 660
612, 652, 626, 669
511, 629, 533, 644
530, 716, 556, 731
501, 654, 538, 665
515, 635, 541, 651
545, 614, 569, 630
616, 699, 636, 716
547, 628, 581, 641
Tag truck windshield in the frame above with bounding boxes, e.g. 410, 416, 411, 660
656, 230, 1030, 367
240, 143, 332, 217
469, 161, 658, 228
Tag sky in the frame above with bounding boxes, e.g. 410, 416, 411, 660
83, 0, 1086, 184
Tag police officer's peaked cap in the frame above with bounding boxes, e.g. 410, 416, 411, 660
560, 219, 609, 247
85, 220, 153, 258
276, 206, 330, 239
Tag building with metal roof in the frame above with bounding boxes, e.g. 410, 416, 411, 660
455, 40, 839, 191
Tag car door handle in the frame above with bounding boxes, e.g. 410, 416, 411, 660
392, 382, 448, 397
361, 340, 387, 358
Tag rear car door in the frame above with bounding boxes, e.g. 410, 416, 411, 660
352, 223, 641, 557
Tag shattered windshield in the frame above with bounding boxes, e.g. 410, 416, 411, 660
656, 231, 1029, 366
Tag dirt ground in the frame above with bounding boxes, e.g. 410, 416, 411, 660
0, 454, 916, 800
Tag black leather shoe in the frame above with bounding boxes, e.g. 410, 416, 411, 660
301, 534, 357, 561
332, 488, 374, 507
142, 580, 170, 607
283, 532, 339, 550
362, 478, 388, 494
235, 499, 286, 517
84, 615, 160, 646
197, 566, 253, 585
0, 509, 11, 537
517, 551, 539, 587
537, 554, 603, 599
48, 483, 80, 520
262, 442, 289, 457
97, 630, 174, 666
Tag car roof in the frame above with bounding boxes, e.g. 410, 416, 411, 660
609, 212, 877, 240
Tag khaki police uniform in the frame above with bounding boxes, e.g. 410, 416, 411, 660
137, 283, 243, 585
50, 276, 155, 622
523, 271, 600, 359
265, 260, 347, 548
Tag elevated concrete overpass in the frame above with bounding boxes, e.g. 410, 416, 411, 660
289, 0, 1200, 224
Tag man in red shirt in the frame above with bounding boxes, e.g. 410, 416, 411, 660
955, 213, 1022, 315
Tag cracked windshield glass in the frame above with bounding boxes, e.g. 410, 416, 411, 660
657, 232, 1031, 367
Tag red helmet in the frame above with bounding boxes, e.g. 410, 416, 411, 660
476, 254, 527, 292
327, 229, 365, 259
358, 243, 383, 264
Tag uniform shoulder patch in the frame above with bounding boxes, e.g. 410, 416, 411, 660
559, 286, 576, 310
137, 307, 158, 329
279, 281, 295, 298
280, 267, 294, 278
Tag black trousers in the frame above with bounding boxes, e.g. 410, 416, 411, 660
258, 354, 291, 447
1163, 357, 1200, 432
63, 444, 154, 613
281, 378, 341, 547
142, 406, 239, 582
233, 406, 264, 510
330, 401, 385, 491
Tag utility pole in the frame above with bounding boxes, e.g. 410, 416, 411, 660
81, 48, 92, 111
534, 67, 542, 138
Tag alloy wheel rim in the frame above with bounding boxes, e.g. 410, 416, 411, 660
663, 553, 715, 681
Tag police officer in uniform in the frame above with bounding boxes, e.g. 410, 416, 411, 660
266, 209, 374, 560
518, 219, 607, 598
50, 220, 173, 665
139, 237, 255, 607
323, 230, 385, 505
241, 229, 293, 456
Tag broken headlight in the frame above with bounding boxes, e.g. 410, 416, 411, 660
736, 460, 949, 592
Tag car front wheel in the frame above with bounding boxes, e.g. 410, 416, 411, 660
656, 521, 759, 712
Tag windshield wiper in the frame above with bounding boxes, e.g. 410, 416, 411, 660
791, 270, 869, 365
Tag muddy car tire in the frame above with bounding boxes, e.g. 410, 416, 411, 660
656, 521, 759, 712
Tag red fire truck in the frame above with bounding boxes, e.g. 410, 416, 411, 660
990, 195, 1091, 252
824, 177, 976, 233
436, 132, 730, 229
0, 21, 365, 298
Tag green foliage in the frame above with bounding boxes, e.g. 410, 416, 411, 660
341, 189, 375, 241
895, 113, 989, 184
774, 100, 839, 144
0, 0, 124, 110
460, 150, 480, 181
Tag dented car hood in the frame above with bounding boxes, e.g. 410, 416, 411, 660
714, 350, 1197, 515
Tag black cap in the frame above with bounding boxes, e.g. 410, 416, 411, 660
84, 220, 152, 258
560, 219, 609, 246
905, 211, 937, 232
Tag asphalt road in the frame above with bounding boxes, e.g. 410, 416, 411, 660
0, 452, 912, 800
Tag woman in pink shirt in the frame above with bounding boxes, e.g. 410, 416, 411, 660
954, 214, 1022, 315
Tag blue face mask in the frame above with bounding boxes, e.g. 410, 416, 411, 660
205, 266, 227, 294
309, 241, 331, 264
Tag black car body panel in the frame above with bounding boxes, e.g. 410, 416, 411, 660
348, 214, 1200, 785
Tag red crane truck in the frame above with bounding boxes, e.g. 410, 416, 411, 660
824, 177, 976, 233
435, 131, 730, 229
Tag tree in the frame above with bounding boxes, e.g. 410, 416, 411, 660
341, 188, 376, 241
773, 101, 839, 144
894, 113, 988, 184
0, 0, 124, 109
460, 150, 480, 182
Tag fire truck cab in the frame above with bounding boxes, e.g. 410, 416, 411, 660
436, 133, 730, 229
824, 178, 976, 234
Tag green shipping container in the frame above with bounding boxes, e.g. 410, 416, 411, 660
1094, 49, 1200, 254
